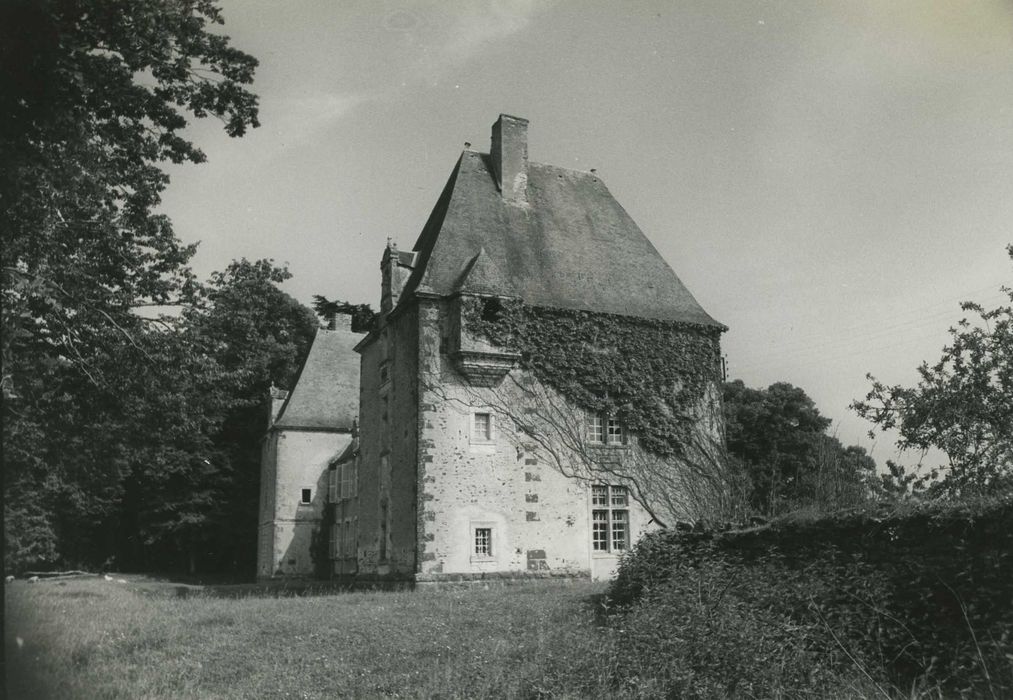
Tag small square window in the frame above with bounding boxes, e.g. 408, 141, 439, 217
300, 488, 312, 505
474, 527, 492, 557
472, 412, 493, 442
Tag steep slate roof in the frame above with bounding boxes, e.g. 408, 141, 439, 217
273, 327, 362, 430
402, 150, 723, 327
452, 247, 519, 296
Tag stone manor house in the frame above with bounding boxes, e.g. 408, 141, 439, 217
257, 115, 724, 583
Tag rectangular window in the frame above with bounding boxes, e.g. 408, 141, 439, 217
591, 485, 629, 553
474, 527, 492, 557
340, 462, 356, 500
472, 412, 493, 442
342, 518, 356, 560
588, 413, 624, 445
300, 488, 312, 505
607, 417, 625, 445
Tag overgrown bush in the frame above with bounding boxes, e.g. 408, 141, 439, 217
605, 497, 1013, 697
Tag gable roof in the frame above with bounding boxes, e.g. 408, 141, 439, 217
273, 326, 362, 431
402, 150, 723, 327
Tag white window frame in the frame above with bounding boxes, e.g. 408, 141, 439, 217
591, 485, 630, 554
473, 527, 493, 559
588, 412, 625, 445
470, 522, 497, 562
300, 488, 312, 505
471, 410, 495, 444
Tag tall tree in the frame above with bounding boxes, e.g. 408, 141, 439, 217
724, 380, 875, 515
1, 0, 259, 384
1, 0, 260, 571
181, 260, 318, 574
853, 246, 1013, 496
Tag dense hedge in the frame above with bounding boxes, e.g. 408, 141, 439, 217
607, 498, 1013, 696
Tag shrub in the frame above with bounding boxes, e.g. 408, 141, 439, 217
605, 497, 1013, 696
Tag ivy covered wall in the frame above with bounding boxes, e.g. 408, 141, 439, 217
461, 297, 724, 458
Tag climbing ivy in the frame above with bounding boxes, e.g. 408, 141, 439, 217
462, 297, 723, 457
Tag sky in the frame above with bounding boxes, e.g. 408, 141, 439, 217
160, 0, 1013, 463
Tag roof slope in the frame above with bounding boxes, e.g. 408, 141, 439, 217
274, 327, 362, 430
402, 151, 722, 327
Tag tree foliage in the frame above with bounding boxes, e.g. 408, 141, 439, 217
311, 295, 377, 334
0, 1, 276, 573
724, 380, 876, 516
1, 0, 259, 393
4, 258, 318, 574
853, 245, 1013, 496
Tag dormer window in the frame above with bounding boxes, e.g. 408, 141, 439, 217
480, 297, 503, 322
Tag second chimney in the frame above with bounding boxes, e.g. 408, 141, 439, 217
490, 114, 529, 205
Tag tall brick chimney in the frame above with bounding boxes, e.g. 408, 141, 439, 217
490, 114, 529, 205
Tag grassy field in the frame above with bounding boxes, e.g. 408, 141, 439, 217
5, 576, 611, 699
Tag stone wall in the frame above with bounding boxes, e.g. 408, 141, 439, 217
415, 299, 655, 581
357, 303, 420, 578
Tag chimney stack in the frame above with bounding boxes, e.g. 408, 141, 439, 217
381, 240, 410, 316
490, 114, 529, 205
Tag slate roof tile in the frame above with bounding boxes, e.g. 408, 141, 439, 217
273, 326, 363, 430
402, 151, 722, 327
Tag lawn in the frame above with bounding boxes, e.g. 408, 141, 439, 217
5, 576, 609, 699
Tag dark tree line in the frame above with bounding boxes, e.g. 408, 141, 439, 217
723, 380, 877, 517
0, 0, 284, 575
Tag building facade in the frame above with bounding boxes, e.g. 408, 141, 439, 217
259, 115, 725, 583
256, 317, 363, 578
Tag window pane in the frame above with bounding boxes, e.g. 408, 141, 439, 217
607, 417, 624, 444
592, 485, 608, 506
612, 516, 628, 551
610, 486, 628, 507
592, 511, 609, 551
475, 527, 492, 556
474, 413, 491, 440
587, 414, 603, 442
